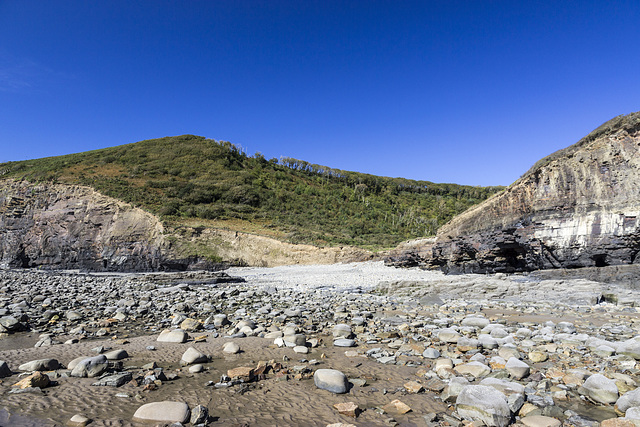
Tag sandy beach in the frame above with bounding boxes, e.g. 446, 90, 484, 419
1, 262, 640, 426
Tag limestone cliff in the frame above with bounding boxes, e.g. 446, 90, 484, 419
0, 179, 372, 271
393, 112, 640, 273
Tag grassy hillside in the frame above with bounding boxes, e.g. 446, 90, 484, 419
0, 135, 503, 249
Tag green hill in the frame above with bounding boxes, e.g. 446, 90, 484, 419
0, 135, 503, 250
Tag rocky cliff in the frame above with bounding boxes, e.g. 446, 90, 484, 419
0, 179, 372, 271
391, 112, 640, 273
0, 180, 170, 271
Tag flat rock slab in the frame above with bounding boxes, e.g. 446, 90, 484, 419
104, 349, 128, 360
92, 372, 133, 387
228, 366, 255, 382
157, 329, 188, 343
132, 401, 190, 424
382, 399, 412, 414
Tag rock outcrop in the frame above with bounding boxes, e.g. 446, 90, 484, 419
391, 112, 640, 273
0, 179, 372, 271
0, 180, 168, 271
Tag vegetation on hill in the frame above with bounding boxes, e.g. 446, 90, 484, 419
0, 135, 503, 249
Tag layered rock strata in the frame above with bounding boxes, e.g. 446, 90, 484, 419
392, 112, 640, 273
0, 180, 168, 271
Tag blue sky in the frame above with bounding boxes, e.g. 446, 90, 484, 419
1, 1, 639, 186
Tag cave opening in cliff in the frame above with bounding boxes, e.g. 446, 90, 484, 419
593, 254, 608, 267
499, 247, 525, 270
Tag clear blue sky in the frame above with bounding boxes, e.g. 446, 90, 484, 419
1, 1, 639, 186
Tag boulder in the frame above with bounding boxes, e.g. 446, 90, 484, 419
70, 355, 108, 378
0, 360, 13, 378
616, 388, 640, 414
581, 373, 619, 404
157, 329, 189, 343
505, 357, 530, 379
12, 371, 50, 389
456, 385, 511, 427
180, 347, 208, 365
132, 401, 190, 424
18, 358, 61, 372
314, 369, 349, 394
222, 342, 240, 354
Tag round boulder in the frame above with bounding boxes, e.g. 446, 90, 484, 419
456, 385, 511, 427
582, 373, 619, 404
314, 369, 349, 394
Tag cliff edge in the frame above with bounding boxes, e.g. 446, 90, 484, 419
394, 112, 640, 273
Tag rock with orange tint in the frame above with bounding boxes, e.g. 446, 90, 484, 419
382, 399, 411, 415
13, 371, 50, 389
333, 402, 360, 418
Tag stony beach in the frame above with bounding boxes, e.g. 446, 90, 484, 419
2, 261, 640, 426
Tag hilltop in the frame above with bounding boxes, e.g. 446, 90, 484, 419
0, 136, 502, 270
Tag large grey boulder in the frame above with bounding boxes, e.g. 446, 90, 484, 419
441, 376, 470, 403
581, 373, 618, 404
333, 324, 353, 338
438, 328, 461, 343
132, 401, 190, 424
0, 316, 23, 331
616, 388, 640, 414
461, 315, 490, 329
617, 338, 640, 360
180, 347, 208, 365
480, 378, 525, 395
70, 355, 108, 378
456, 385, 511, 427
283, 334, 306, 347
505, 357, 530, 380
314, 369, 349, 394
18, 358, 62, 372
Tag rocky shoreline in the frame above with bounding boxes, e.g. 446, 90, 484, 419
2, 262, 640, 426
